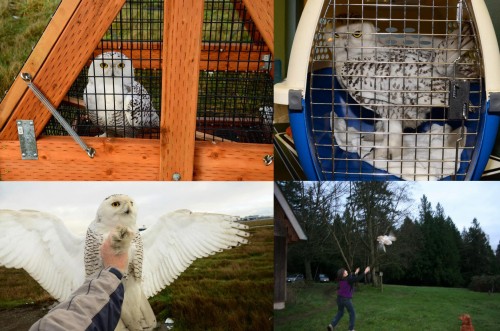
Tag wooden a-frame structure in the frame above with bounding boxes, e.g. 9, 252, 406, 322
0, 0, 273, 180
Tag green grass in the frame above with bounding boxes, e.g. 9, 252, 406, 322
0, 0, 61, 96
275, 282, 500, 331
0, 219, 273, 330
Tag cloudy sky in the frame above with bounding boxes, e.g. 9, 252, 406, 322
0, 182, 273, 235
410, 182, 500, 250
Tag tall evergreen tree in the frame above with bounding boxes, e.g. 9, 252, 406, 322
461, 218, 496, 285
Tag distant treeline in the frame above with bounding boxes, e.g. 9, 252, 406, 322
278, 181, 500, 291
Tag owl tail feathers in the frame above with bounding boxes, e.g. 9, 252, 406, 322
119, 279, 157, 331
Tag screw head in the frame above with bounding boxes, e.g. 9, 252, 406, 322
172, 173, 181, 181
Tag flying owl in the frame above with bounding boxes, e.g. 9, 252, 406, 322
83, 52, 160, 138
328, 21, 477, 160
377, 233, 397, 252
0, 195, 249, 331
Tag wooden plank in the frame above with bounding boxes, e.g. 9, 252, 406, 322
160, 0, 204, 181
0, 137, 160, 180
89, 42, 270, 71
242, 0, 274, 55
0, 0, 82, 131
0, 0, 126, 140
0, 137, 273, 181
192, 141, 273, 180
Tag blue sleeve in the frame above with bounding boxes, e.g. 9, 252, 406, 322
29, 268, 125, 331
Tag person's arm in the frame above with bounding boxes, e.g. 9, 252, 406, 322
348, 266, 370, 284
30, 229, 129, 331
29, 267, 124, 331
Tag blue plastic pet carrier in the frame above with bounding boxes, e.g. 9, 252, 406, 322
274, 0, 500, 180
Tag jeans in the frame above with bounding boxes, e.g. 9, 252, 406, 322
331, 296, 355, 330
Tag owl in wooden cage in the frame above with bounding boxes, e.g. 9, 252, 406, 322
83, 52, 160, 138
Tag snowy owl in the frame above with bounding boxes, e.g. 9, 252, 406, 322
0, 195, 249, 331
329, 22, 477, 159
83, 52, 160, 138
377, 233, 397, 252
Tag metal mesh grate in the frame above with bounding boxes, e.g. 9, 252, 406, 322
308, 0, 484, 180
44, 0, 273, 143
198, 0, 274, 143
45, 0, 163, 138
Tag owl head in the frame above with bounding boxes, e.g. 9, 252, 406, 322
87, 52, 134, 83
331, 22, 378, 61
95, 194, 137, 230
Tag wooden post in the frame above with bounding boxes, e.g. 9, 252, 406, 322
380, 271, 384, 293
159, 0, 203, 181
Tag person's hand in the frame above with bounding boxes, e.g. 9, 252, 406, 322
100, 230, 129, 274
364, 266, 370, 274
354, 267, 360, 274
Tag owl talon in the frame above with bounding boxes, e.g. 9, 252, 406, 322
110, 225, 133, 254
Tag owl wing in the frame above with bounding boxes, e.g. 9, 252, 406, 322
140, 209, 249, 298
124, 81, 160, 129
0, 210, 86, 301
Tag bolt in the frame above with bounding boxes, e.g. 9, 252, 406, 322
172, 173, 181, 181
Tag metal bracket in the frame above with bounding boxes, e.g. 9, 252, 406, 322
17, 120, 38, 160
261, 54, 272, 70
448, 80, 470, 120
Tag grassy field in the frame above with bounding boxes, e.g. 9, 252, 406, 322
275, 282, 500, 331
0, 0, 61, 96
0, 219, 273, 330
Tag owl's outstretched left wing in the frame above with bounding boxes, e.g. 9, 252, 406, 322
140, 209, 249, 298
0, 210, 86, 301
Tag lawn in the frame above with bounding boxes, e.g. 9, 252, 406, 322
0, 219, 273, 330
275, 282, 500, 331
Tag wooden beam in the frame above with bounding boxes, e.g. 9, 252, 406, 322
0, 0, 82, 131
242, 0, 274, 55
90, 42, 271, 71
0, 137, 273, 181
159, 0, 204, 181
192, 140, 273, 180
0, 0, 126, 140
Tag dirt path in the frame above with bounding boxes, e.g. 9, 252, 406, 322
0, 305, 51, 330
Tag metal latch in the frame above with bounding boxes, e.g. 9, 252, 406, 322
17, 120, 38, 160
448, 80, 470, 120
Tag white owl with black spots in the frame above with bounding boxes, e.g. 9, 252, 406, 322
83, 52, 160, 138
0, 195, 250, 331
329, 22, 477, 159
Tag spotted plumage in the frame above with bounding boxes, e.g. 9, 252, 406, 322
83, 52, 160, 138
329, 21, 478, 159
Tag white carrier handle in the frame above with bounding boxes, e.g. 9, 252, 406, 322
274, 0, 323, 106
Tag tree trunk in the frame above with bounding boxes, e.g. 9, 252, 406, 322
304, 258, 313, 281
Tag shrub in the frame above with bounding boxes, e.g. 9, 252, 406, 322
468, 275, 500, 293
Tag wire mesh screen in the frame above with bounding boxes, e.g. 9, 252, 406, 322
44, 0, 273, 143
45, 0, 163, 138
308, 0, 483, 180
198, 0, 274, 143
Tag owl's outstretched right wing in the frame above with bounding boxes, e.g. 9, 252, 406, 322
0, 210, 86, 301
140, 209, 250, 298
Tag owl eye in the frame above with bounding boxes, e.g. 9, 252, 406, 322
117, 62, 126, 69
111, 201, 120, 207
352, 31, 363, 38
100, 63, 109, 69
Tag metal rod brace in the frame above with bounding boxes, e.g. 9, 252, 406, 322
21, 73, 95, 158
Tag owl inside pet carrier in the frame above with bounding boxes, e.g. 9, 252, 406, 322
275, 0, 500, 180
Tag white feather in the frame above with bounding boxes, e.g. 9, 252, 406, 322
141, 209, 249, 298
0, 210, 85, 301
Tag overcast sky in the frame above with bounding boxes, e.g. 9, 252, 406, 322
0, 182, 273, 235
410, 182, 500, 250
